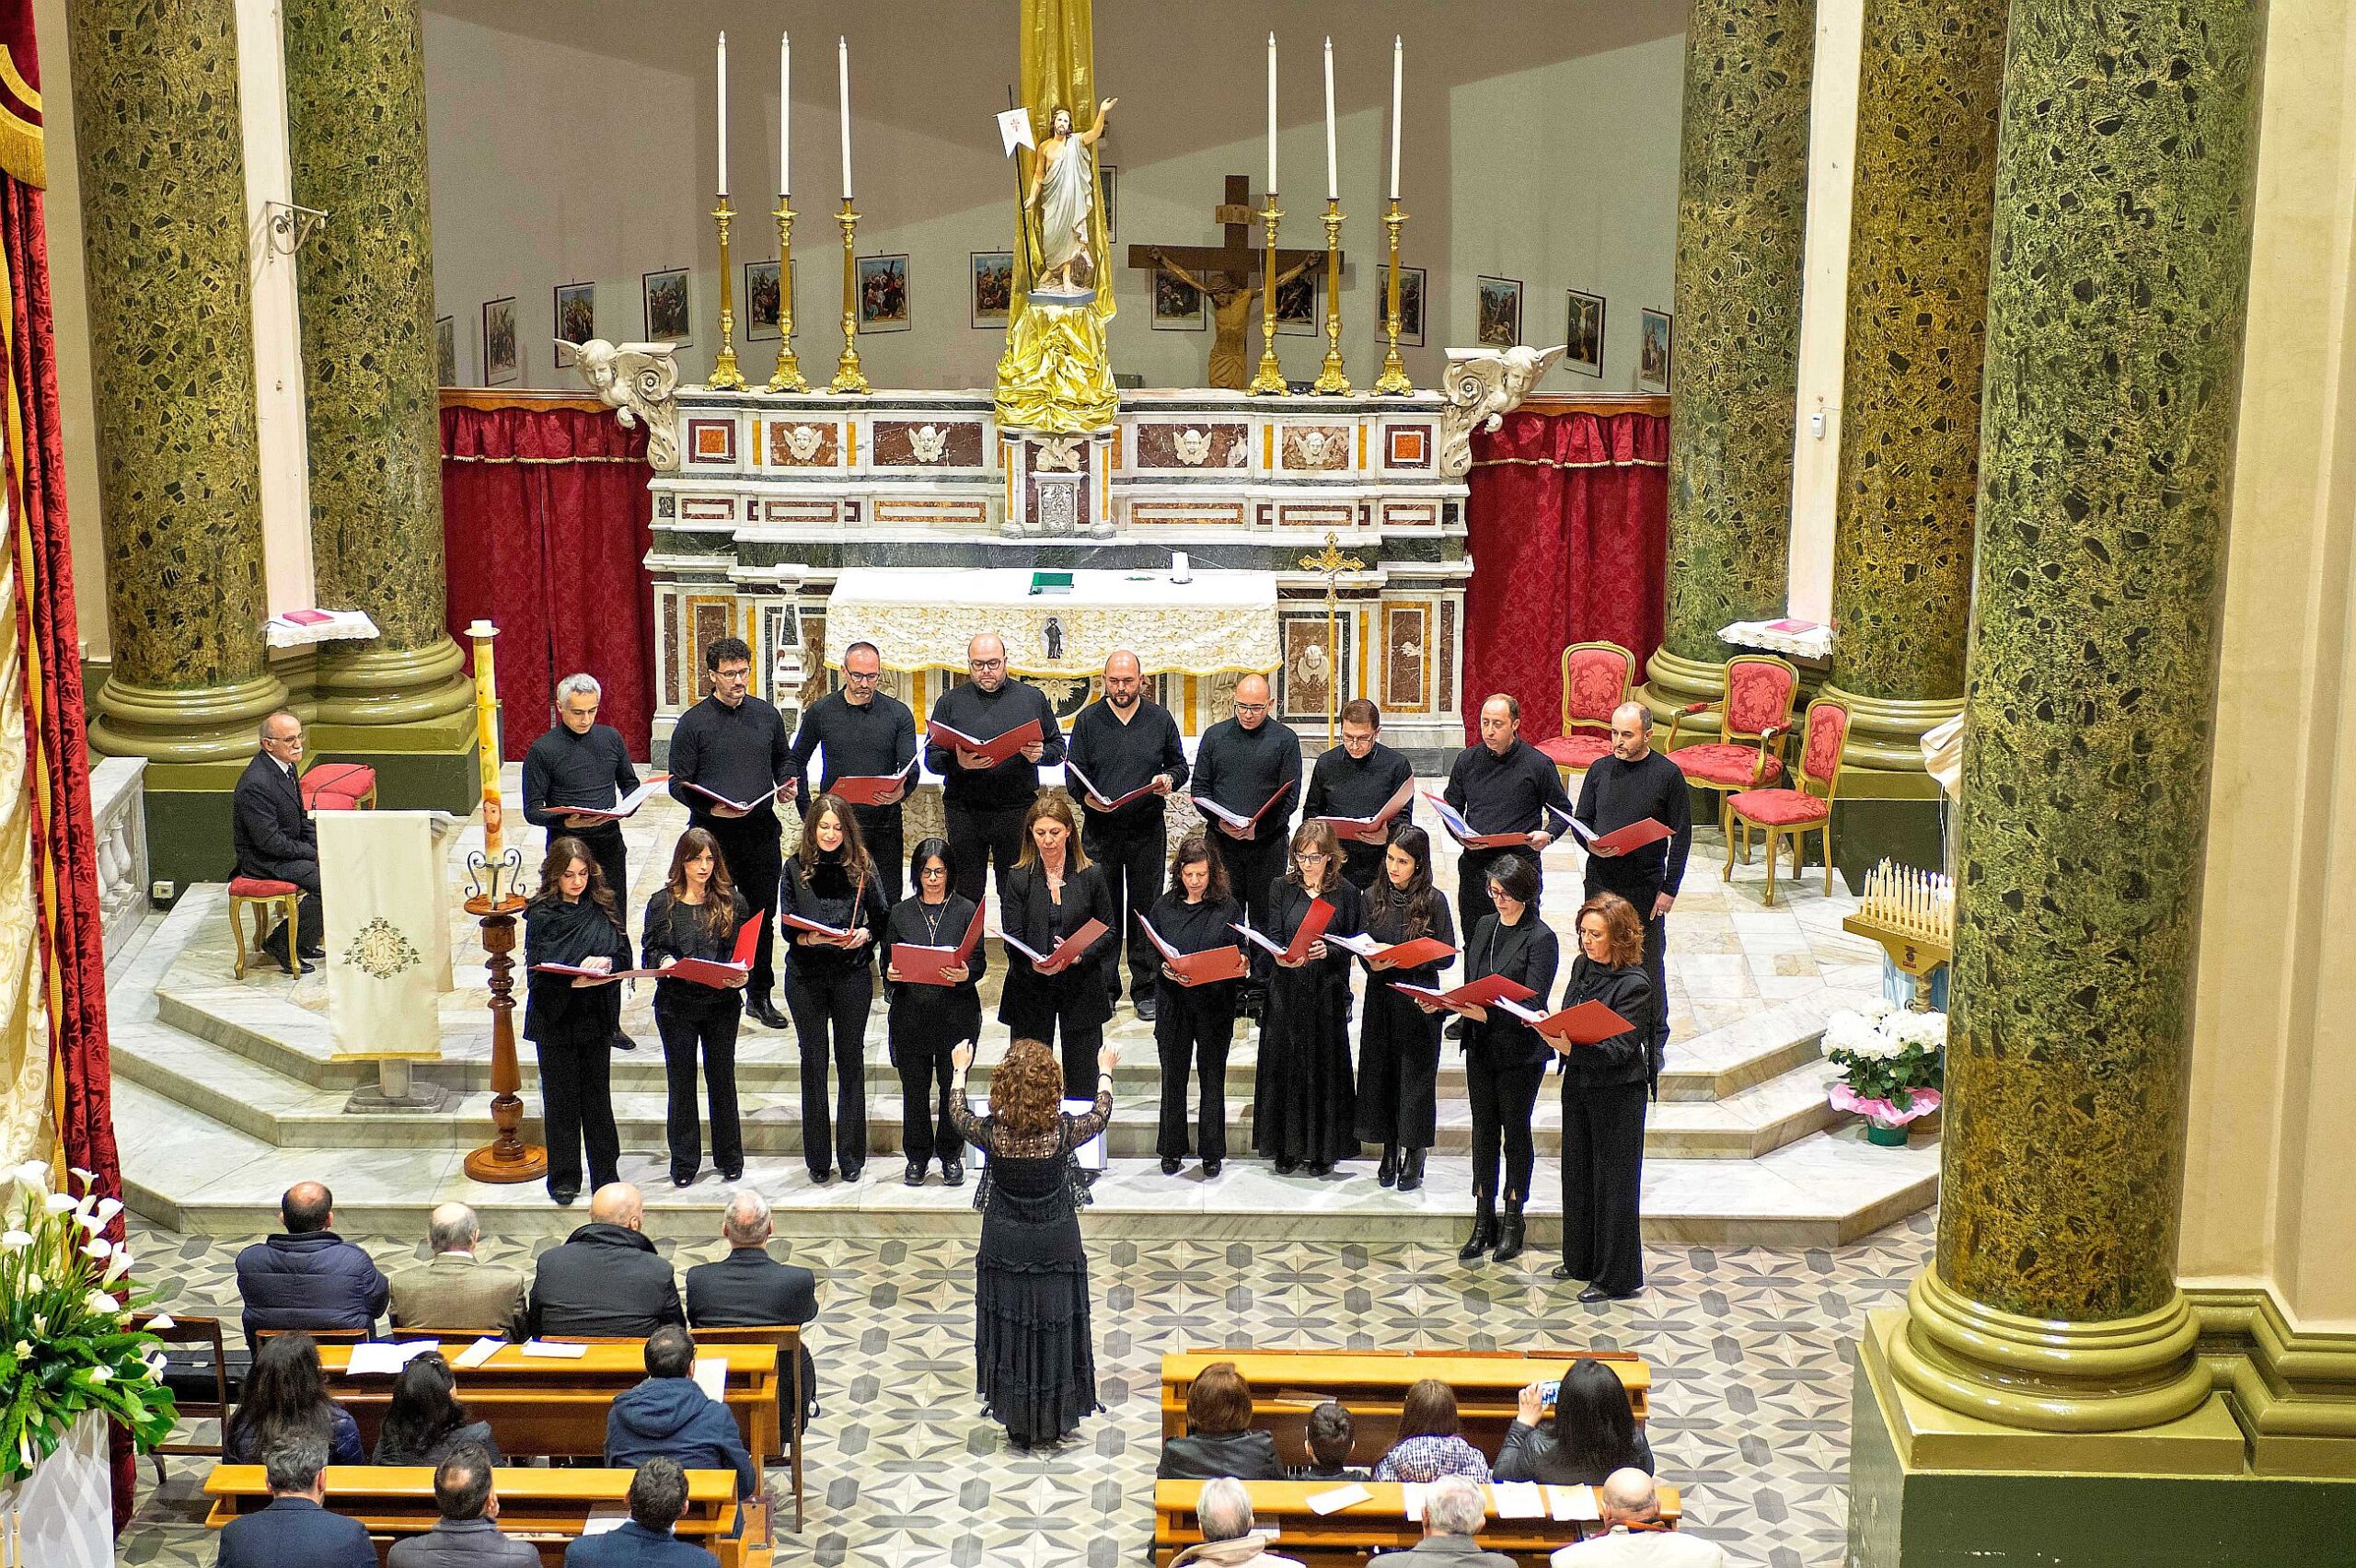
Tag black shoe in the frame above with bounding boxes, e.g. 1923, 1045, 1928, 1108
1459, 1197, 1498, 1262
1135, 993, 1158, 1022
1396, 1148, 1426, 1193
1493, 1200, 1527, 1263
612, 1031, 639, 1053
808, 1167, 833, 1184
1307, 1160, 1334, 1177
549, 1187, 579, 1206
1202, 1158, 1222, 1178
1161, 1156, 1182, 1175
747, 995, 790, 1030
1578, 1285, 1635, 1304
941, 1159, 965, 1188
1377, 1145, 1400, 1187
279, 955, 315, 976
672, 1172, 696, 1189
1444, 1018, 1466, 1041
718, 1164, 743, 1182
841, 1162, 863, 1182
297, 944, 326, 961
904, 1160, 926, 1186
1274, 1157, 1299, 1176
1552, 1262, 1581, 1282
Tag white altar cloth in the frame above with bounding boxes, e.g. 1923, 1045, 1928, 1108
318, 811, 459, 1060
824, 567, 1278, 677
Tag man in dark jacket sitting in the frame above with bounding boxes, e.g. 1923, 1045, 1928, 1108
234, 1181, 388, 1346
528, 1182, 685, 1338
561, 1458, 720, 1568
684, 1189, 819, 1426
214, 1435, 376, 1568
604, 1325, 756, 1499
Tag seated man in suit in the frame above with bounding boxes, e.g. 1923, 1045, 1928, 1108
386, 1445, 537, 1568
1170, 1477, 1303, 1568
563, 1457, 719, 1568
234, 1181, 388, 1345
390, 1203, 527, 1338
1369, 1476, 1519, 1568
1550, 1470, 1724, 1567
528, 1182, 684, 1339
684, 1188, 819, 1424
604, 1325, 756, 1500
234, 709, 324, 974
214, 1434, 376, 1568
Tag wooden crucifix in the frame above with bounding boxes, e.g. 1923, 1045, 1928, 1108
1128, 174, 1334, 391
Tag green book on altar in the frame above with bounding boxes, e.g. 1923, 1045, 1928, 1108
1028, 571, 1074, 595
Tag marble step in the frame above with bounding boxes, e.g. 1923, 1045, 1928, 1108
110, 1077, 1937, 1250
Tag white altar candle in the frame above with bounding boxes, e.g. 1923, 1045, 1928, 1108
1266, 32, 1277, 195
716, 32, 728, 195
779, 33, 791, 195
1323, 37, 1337, 202
1390, 35, 1403, 202
838, 37, 853, 200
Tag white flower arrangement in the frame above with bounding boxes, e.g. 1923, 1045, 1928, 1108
1823, 1004, 1946, 1124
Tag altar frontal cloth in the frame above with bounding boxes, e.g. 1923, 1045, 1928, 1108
826, 566, 1279, 678
317, 811, 455, 1061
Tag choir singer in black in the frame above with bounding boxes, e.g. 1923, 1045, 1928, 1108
1572, 702, 1692, 1086
1441, 694, 1576, 923
1449, 856, 1557, 1265
1065, 649, 1187, 1020
1354, 824, 1454, 1193
778, 794, 891, 1183
666, 637, 796, 1031
884, 839, 986, 1187
1547, 891, 1656, 1300
1190, 674, 1301, 1012
1303, 698, 1415, 893
641, 827, 751, 1188
790, 640, 918, 904
1147, 835, 1243, 1177
925, 633, 1066, 907
999, 792, 1120, 1099
524, 674, 642, 917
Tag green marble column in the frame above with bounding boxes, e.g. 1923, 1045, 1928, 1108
1821, 0, 2005, 772
1644, 0, 1816, 720
283, 0, 477, 808
70, 0, 286, 768
1885, 0, 2262, 1433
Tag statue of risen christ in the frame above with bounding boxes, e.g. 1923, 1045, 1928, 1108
1025, 97, 1117, 295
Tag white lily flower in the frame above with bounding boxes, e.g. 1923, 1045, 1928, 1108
44, 1192, 76, 1213
11, 1159, 49, 1196
12, 1339, 28, 1358
1, 1229, 31, 1250
93, 1197, 123, 1226
81, 1238, 110, 1260
68, 1167, 95, 1190
145, 1312, 175, 1332
85, 1364, 109, 1384
102, 1250, 133, 1286
76, 1212, 106, 1236
86, 1287, 118, 1316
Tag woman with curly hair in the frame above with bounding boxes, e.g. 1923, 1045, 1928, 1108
1549, 891, 1657, 1300
523, 835, 634, 1206
949, 1034, 1118, 1451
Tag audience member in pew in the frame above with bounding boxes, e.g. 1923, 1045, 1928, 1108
1157, 1361, 1286, 1480
1371, 1378, 1493, 1482
389, 1203, 528, 1338
1288, 1400, 1369, 1482
604, 1325, 757, 1499
562, 1457, 720, 1568
374, 1353, 504, 1468
385, 1444, 537, 1567
685, 1188, 821, 1422
224, 1331, 364, 1465
1548, 1469, 1722, 1567
1169, 1476, 1304, 1568
1496, 1360, 1654, 1488
214, 1434, 376, 1568
1367, 1475, 1519, 1568
528, 1182, 687, 1339
233, 1180, 388, 1344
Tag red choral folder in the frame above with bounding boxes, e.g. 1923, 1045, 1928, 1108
532, 918, 758, 988
1316, 778, 1416, 843
1194, 778, 1297, 831
1498, 997, 1636, 1045
1423, 793, 1535, 850
1002, 917, 1109, 975
557, 774, 671, 824
1569, 816, 1676, 856
1389, 973, 1537, 1015
1136, 915, 1251, 986
1354, 935, 1458, 972
1230, 896, 1334, 966
829, 756, 918, 807
931, 718, 1045, 767
1065, 759, 1163, 811
891, 905, 987, 986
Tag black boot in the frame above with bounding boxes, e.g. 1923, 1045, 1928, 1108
746, 991, 790, 1030
1396, 1147, 1426, 1193
1458, 1193, 1497, 1262
1377, 1144, 1400, 1188
1493, 1196, 1527, 1263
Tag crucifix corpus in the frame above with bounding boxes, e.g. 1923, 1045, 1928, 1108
1129, 174, 1335, 391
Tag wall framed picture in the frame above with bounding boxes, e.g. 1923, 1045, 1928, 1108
553, 282, 595, 349
1099, 164, 1117, 242
1476, 275, 1522, 349
1639, 307, 1673, 393
970, 251, 1014, 329
858, 253, 911, 332
642, 267, 691, 344
1149, 265, 1205, 330
1378, 263, 1426, 347
435, 316, 456, 386
745, 259, 788, 340
1565, 290, 1606, 377
480, 296, 518, 386
1274, 270, 1318, 337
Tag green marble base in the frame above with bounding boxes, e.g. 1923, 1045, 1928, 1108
305, 705, 482, 815
140, 760, 248, 889
1831, 795, 1947, 888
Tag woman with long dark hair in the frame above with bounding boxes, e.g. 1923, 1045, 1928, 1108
1353, 824, 1456, 1192
224, 1332, 364, 1464
524, 835, 633, 1205
884, 837, 986, 1187
643, 826, 752, 1188
372, 1350, 503, 1466
949, 1034, 1118, 1451
780, 792, 891, 1183
1551, 891, 1657, 1299
1147, 834, 1242, 1177
1451, 856, 1558, 1264
1496, 1357, 1655, 1485
999, 792, 1119, 1096
1253, 819, 1364, 1176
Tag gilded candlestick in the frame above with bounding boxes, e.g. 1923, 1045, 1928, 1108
1374, 199, 1414, 396
709, 194, 747, 390
1312, 199, 1351, 395
767, 195, 808, 392
1248, 193, 1288, 396
832, 198, 869, 394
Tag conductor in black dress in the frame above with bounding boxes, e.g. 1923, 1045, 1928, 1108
790, 639, 918, 905
1191, 674, 1302, 1009
231, 710, 323, 973
999, 792, 1120, 1098
1064, 649, 1188, 1020
1573, 702, 1693, 1086
667, 637, 797, 1031
1303, 698, 1416, 893
926, 632, 1065, 908
1547, 892, 1657, 1300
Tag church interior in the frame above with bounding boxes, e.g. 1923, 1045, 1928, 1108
0, 0, 2350, 1564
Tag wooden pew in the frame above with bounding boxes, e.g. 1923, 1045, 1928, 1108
676, 1324, 811, 1532
1153, 1479, 1682, 1568
1160, 1351, 1649, 1467
204, 1464, 749, 1568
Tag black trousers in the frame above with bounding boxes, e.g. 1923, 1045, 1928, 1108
1083, 817, 1165, 1001
1355, 986, 1443, 1149
1460, 844, 1542, 932
699, 808, 783, 998
1208, 832, 1286, 986
1154, 978, 1234, 1161
787, 963, 871, 1175
262, 859, 325, 962
893, 1032, 960, 1167
945, 801, 1027, 908
1561, 1078, 1649, 1293
855, 805, 905, 907
1037, 1013, 1103, 1102
1465, 1051, 1545, 1202
655, 1005, 742, 1180
536, 1035, 620, 1198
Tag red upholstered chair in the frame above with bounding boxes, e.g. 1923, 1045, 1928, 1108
300, 760, 378, 812
1725, 697, 1850, 905
226, 877, 305, 979
1535, 640, 1634, 788
1665, 653, 1801, 835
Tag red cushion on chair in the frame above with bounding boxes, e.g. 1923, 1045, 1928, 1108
1670, 744, 1784, 788
300, 764, 376, 812
1563, 648, 1632, 724
228, 876, 301, 899
1726, 661, 1796, 736
308, 794, 361, 812
1536, 733, 1612, 770
1728, 788, 1829, 825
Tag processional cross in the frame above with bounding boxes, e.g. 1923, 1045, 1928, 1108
1299, 532, 1366, 745
1127, 174, 1336, 391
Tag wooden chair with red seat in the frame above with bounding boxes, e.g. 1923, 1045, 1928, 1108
1724, 697, 1850, 905
1664, 653, 1801, 836
299, 760, 378, 813
227, 878, 306, 979
1535, 640, 1634, 790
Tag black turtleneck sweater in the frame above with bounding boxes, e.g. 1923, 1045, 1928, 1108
523, 722, 641, 826
924, 680, 1066, 813
1192, 715, 1304, 846
667, 694, 792, 813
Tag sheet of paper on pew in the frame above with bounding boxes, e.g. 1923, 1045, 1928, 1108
692, 1356, 729, 1402
1400, 1482, 1428, 1522
1231, 897, 1333, 965
583, 1509, 629, 1537
557, 775, 671, 823
1550, 1484, 1602, 1522
828, 755, 920, 807
521, 1339, 589, 1358
1315, 778, 1416, 843
454, 1337, 503, 1370
1494, 997, 1637, 1044
930, 717, 1045, 767
345, 1341, 445, 1376
1306, 1483, 1372, 1515
1489, 1482, 1546, 1518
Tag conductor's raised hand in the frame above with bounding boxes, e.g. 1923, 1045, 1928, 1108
1097, 1043, 1120, 1075
953, 1041, 976, 1073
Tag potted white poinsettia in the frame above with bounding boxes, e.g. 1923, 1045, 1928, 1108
0, 1160, 178, 1562
1822, 998, 1946, 1147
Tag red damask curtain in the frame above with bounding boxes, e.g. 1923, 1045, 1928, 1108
441, 405, 656, 759
1462, 409, 1669, 741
